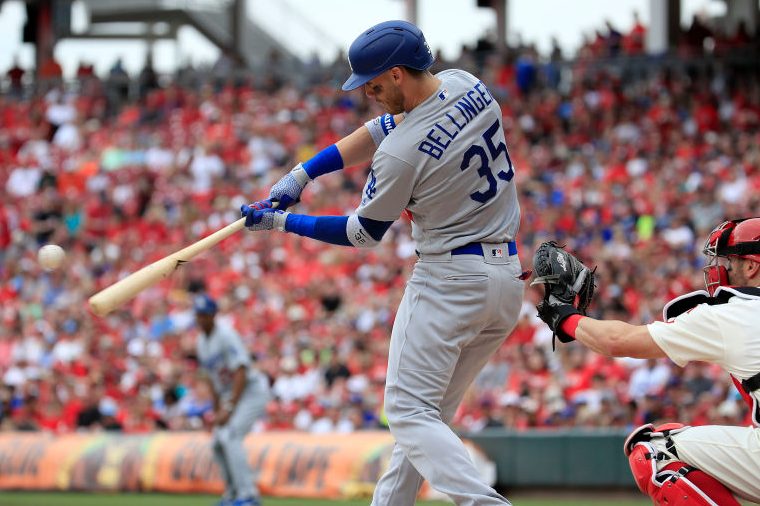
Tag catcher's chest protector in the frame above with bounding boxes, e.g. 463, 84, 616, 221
624, 423, 740, 506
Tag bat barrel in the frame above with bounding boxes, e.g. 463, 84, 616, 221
87, 217, 247, 317
88, 257, 179, 316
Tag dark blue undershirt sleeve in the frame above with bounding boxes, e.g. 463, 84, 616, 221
358, 216, 393, 241
284, 214, 393, 247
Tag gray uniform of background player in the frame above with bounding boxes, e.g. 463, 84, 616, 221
361, 69, 524, 506
196, 323, 270, 501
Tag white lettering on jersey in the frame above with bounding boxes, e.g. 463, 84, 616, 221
418, 81, 494, 160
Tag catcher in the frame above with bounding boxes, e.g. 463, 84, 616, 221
531, 218, 760, 506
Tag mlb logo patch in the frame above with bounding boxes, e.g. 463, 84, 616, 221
438, 89, 449, 101
491, 248, 504, 258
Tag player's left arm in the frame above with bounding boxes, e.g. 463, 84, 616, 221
570, 318, 668, 359
262, 114, 404, 209
560, 303, 723, 364
336, 113, 405, 167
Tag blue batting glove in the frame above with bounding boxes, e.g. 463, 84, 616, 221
240, 205, 289, 231
268, 164, 311, 210
248, 200, 273, 211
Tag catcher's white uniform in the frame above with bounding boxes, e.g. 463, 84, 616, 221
647, 287, 760, 502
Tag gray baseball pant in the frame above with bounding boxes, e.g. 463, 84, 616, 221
212, 371, 270, 500
371, 248, 524, 506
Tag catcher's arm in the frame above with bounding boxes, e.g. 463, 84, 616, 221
531, 241, 667, 358
572, 319, 666, 359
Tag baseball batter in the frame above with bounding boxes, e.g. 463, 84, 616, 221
241, 20, 524, 506
194, 294, 270, 506
534, 218, 760, 505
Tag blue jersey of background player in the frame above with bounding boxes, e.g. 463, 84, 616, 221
241, 20, 524, 506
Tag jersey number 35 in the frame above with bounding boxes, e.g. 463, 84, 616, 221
460, 118, 514, 203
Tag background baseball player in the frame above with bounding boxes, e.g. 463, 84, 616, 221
194, 294, 270, 506
532, 217, 760, 505
240, 19, 524, 506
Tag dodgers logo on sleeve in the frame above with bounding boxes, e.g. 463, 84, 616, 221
364, 169, 377, 201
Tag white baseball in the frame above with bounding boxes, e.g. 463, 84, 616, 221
38, 244, 66, 271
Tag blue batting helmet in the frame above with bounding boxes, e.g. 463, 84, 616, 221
193, 294, 218, 315
342, 20, 434, 91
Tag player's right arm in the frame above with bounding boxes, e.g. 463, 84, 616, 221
216, 366, 246, 426
242, 150, 415, 248
264, 113, 404, 209
198, 370, 220, 413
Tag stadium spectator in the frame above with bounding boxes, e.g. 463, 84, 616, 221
6, 57, 25, 98
623, 11, 646, 55
37, 56, 63, 90
604, 20, 623, 57
681, 13, 714, 54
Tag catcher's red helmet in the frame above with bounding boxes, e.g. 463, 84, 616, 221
703, 218, 760, 295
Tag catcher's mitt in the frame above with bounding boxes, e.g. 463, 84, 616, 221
531, 241, 596, 348
531, 241, 596, 312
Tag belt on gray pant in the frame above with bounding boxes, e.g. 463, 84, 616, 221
416, 241, 518, 260
451, 241, 517, 257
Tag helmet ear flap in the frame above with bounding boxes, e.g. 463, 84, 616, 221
703, 264, 729, 296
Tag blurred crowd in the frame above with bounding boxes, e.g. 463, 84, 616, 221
1, 18, 759, 437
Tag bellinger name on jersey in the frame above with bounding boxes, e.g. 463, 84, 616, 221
417, 80, 494, 160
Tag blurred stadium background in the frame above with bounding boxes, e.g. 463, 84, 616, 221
0, 0, 758, 504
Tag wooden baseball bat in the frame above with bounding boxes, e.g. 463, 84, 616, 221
88, 217, 247, 316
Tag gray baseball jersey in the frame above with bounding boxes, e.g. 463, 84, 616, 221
365, 68, 524, 506
196, 323, 257, 402
357, 69, 520, 254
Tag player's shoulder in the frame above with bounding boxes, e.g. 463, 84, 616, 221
668, 296, 749, 328
372, 69, 483, 162
435, 68, 480, 87
724, 293, 760, 315
213, 322, 241, 340
435, 68, 477, 81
